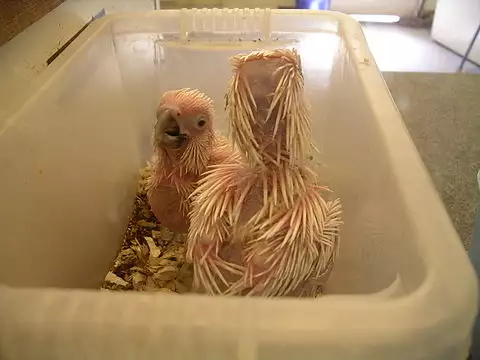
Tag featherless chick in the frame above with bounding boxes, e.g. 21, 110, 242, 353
147, 88, 235, 233
187, 49, 342, 297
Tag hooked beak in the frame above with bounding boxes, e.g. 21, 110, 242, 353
155, 106, 188, 150
164, 132, 187, 149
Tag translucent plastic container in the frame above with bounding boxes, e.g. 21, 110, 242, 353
470, 171, 480, 358
0, 9, 477, 360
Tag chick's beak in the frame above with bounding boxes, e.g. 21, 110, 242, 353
155, 106, 188, 149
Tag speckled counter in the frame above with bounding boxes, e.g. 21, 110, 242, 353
383, 72, 480, 248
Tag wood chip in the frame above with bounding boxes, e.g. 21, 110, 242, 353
152, 265, 179, 283
152, 227, 175, 242
137, 220, 157, 229
144, 236, 161, 257
105, 271, 129, 287
131, 272, 147, 291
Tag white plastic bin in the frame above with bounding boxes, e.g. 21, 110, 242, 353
0, 9, 477, 360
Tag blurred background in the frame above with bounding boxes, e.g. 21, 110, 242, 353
0, 0, 479, 74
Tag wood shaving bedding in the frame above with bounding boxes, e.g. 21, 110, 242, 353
101, 164, 193, 294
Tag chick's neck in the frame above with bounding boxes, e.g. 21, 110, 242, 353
249, 125, 314, 200
156, 129, 214, 180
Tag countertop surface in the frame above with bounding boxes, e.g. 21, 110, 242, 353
383, 72, 480, 248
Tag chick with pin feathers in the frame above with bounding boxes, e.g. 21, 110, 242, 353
186, 49, 342, 297
147, 88, 235, 234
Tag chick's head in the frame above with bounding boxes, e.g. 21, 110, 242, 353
227, 48, 311, 166
154, 88, 214, 151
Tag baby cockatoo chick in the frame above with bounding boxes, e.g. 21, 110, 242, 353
187, 49, 342, 297
147, 88, 232, 233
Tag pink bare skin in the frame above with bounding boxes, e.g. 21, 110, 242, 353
187, 50, 342, 297
147, 89, 233, 234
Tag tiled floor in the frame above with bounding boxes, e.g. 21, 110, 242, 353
363, 23, 480, 73
384, 72, 480, 249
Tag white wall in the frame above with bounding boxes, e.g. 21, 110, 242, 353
330, 0, 421, 16
165, 0, 425, 14
431, 0, 480, 64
